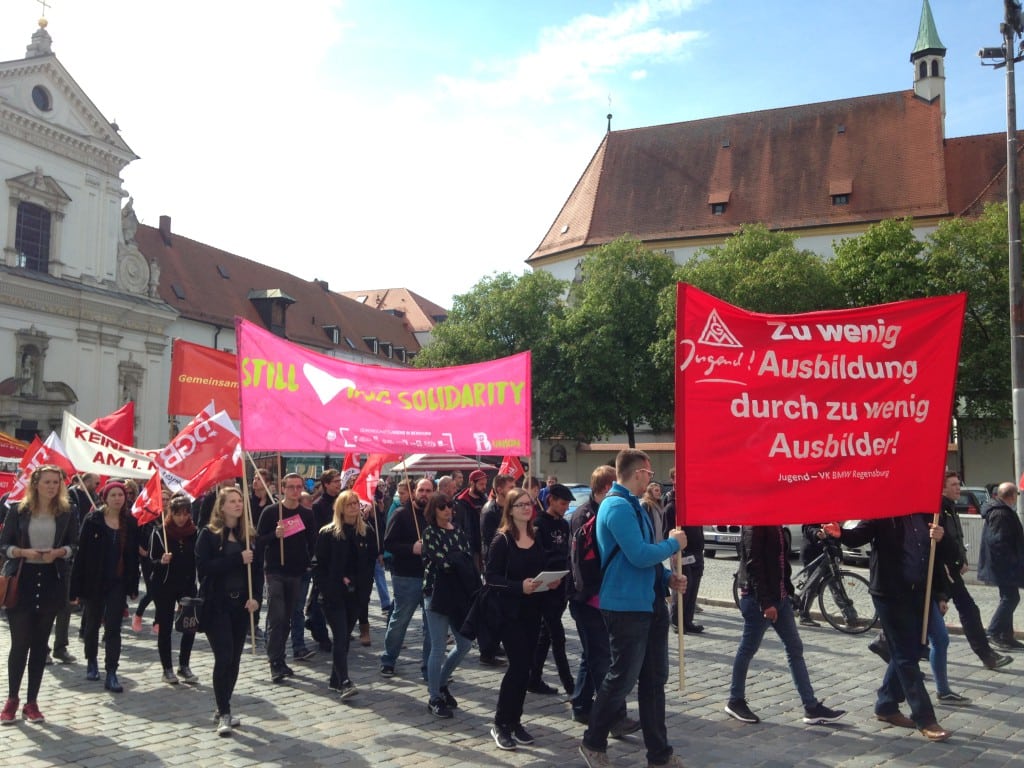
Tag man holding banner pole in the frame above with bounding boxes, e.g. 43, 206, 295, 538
254, 473, 318, 682
824, 516, 952, 741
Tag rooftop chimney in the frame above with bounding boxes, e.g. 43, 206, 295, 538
159, 215, 172, 246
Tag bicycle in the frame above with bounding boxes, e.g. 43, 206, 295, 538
732, 538, 877, 634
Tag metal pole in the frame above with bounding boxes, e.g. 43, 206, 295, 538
1003, 21, 1024, 500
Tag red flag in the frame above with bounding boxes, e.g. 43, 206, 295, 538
131, 471, 163, 525
342, 453, 360, 471
168, 339, 241, 419
352, 453, 401, 504
154, 409, 241, 499
90, 402, 135, 446
498, 456, 525, 481
7, 433, 76, 503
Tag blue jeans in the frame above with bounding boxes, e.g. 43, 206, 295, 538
583, 603, 672, 765
423, 597, 472, 701
570, 600, 612, 718
927, 600, 951, 696
988, 584, 1020, 639
290, 571, 312, 653
380, 574, 430, 671
374, 560, 392, 610
730, 594, 817, 709
872, 591, 937, 727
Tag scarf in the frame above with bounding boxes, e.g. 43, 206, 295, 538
166, 517, 197, 542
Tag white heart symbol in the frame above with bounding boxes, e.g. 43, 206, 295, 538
303, 363, 356, 405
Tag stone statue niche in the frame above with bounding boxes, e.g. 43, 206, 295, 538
18, 345, 40, 397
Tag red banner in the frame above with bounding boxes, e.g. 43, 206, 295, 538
675, 285, 965, 526
153, 409, 241, 500
168, 339, 241, 419
352, 453, 402, 505
0, 471, 17, 496
236, 318, 531, 455
131, 471, 163, 525
0, 431, 28, 460
499, 455, 525, 481
90, 402, 135, 447
7, 433, 76, 504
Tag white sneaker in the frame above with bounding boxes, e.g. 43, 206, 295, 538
217, 714, 233, 737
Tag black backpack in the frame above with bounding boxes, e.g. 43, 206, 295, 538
569, 491, 631, 601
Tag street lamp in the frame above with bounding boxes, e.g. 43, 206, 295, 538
980, 1, 1024, 501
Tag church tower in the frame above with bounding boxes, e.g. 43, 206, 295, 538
911, 0, 946, 136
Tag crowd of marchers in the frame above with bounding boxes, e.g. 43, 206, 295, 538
1, 454, 1022, 767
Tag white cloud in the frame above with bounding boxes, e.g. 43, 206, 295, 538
437, 0, 704, 107
631, 69, 648, 80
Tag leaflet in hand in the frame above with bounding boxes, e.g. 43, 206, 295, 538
532, 570, 569, 592
279, 514, 306, 538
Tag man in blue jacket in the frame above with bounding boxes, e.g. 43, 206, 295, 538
579, 449, 687, 768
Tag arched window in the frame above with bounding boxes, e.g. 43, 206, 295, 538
919, 61, 928, 79
15, 201, 51, 273
931, 60, 939, 77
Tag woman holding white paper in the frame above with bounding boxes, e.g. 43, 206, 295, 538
485, 487, 561, 751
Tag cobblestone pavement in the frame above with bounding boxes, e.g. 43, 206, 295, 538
0, 556, 1021, 768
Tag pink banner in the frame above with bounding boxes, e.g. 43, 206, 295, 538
236, 319, 532, 455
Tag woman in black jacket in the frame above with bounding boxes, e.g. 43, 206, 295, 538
196, 486, 262, 736
422, 492, 478, 718
70, 480, 140, 694
485, 487, 558, 751
150, 494, 199, 685
313, 489, 377, 701
0, 465, 78, 724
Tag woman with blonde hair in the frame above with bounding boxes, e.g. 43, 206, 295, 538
314, 489, 377, 700
0, 465, 78, 724
196, 486, 261, 736
71, 479, 140, 693
486, 487, 560, 750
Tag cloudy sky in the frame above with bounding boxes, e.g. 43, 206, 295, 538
0, 1, 1011, 309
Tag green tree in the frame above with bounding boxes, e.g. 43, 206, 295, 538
413, 270, 568, 436
555, 237, 677, 446
651, 224, 842, 397
677, 223, 841, 313
829, 207, 1012, 437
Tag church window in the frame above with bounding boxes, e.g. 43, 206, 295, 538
931, 60, 939, 77
15, 202, 51, 273
31, 85, 52, 112
919, 61, 928, 79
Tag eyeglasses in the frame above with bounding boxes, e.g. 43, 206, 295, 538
511, 501, 533, 509
636, 468, 655, 478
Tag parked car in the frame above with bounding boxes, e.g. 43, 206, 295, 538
563, 483, 591, 521
959, 486, 989, 515
703, 523, 802, 558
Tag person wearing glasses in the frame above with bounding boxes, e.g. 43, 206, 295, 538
254, 472, 318, 682
149, 493, 199, 685
421, 492, 478, 718
578, 450, 688, 768
486, 487, 558, 751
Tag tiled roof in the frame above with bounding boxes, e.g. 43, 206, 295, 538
135, 224, 420, 360
944, 131, 1024, 217
340, 288, 449, 334
529, 90, 950, 262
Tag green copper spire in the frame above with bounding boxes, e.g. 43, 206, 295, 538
911, 0, 946, 59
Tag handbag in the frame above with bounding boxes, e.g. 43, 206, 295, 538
460, 533, 511, 640
0, 557, 25, 610
173, 596, 204, 633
